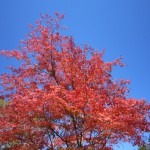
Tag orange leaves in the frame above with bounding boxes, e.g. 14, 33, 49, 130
0, 13, 149, 150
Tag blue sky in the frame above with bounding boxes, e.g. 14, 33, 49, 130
0, 1, 150, 149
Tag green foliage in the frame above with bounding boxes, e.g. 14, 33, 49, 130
138, 145, 150, 150
0, 99, 9, 108
138, 138, 150, 150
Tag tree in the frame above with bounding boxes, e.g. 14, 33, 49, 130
138, 136, 150, 150
0, 13, 149, 150
138, 145, 150, 150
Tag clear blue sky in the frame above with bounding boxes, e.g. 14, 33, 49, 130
0, 1, 150, 149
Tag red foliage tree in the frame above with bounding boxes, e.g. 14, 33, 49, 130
0, 13, 149, 150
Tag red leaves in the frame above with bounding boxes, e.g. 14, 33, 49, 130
0, 50, 24, 60
0, 13, 149, 150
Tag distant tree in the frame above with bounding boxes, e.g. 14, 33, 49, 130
0, 13, 150, 150
138, 136, 150, 150
138, 144, 150, 150
0, 99, 7, 108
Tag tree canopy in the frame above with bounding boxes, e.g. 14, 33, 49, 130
0, 13, 149, 150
